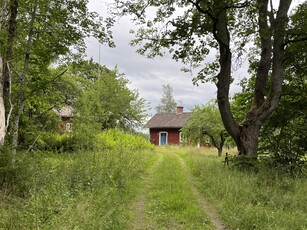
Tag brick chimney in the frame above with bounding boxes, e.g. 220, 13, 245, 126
176, 106, 183, 114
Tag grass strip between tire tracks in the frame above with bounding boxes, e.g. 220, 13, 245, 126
137, 148, 215, 229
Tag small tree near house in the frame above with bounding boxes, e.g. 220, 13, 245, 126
182, 103, 227, 157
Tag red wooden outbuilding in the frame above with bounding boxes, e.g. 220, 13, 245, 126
145, 106, 191, 145
54, 106, 74, 133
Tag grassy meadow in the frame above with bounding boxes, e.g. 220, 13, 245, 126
179, 147, 307, 230
0, 144, 306, 229
0, 136, 156, 229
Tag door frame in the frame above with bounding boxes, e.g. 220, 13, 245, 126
159, 131, 168, 146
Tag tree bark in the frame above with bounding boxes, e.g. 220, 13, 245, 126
11, 100, 26, 155
11, 0, 37, 155
237, 122, 261, 155
0, 3, 7, 145
210, 0, 292, 155
4, 0, 18, 111
213, 1, 241, 152
217, 147, 223, 157
0, 58, 5, 145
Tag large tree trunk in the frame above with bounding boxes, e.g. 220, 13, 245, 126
237, 122, 261, 155
213, 0, 292, 155
217, 147, 223, 157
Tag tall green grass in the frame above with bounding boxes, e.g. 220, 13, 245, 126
31, 129, 154, 153
0, 132, 155, 229
182, 148, 307, 230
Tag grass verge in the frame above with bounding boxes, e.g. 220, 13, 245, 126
181, 147, 307, 230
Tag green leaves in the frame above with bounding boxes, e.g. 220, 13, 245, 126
182, 102, 227, 153
1, 0, 115, 148
66, 60, 148, 132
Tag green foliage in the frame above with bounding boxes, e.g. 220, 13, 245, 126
1, 0, 113, 62
94, 129, 154, 151
156, 84, 177, 113
182, 102, 228, 155
17, 108, 61, 148
34, 132, 76, 153
27, 128, 154, 154
113, 0, 258, 82
63, 60, 148, 137
231, 155, 259, 173
230, 77, 255, 124
16, 59, 149, 151
0, 0, 114, 149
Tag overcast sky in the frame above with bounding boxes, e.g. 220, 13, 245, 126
85, 0, 302, 116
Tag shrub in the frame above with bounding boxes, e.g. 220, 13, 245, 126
263, 153, 307, 177
33, 129, 154, 153
35, 132, 76, 153
231, 155, 259, 173
94, 129, 154, 151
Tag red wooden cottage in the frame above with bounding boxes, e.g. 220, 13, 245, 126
54, 106, 74, 133
145, 106, 191, 145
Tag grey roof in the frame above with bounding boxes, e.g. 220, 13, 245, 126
54, 106, 74, 118
145, 112, 191, 128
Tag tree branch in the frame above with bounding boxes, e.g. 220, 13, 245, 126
252, 0, 271, 108
285, 37, 307, 45
225, 1, 251, 9
5, 62, 13, 131
188, 0, 216, 20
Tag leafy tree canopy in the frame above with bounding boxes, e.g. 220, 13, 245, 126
62, 60, 148, 132
182, 102, 227, 156
0, 0, 114, 151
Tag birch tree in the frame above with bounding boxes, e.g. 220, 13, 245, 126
0, 0, 8, 145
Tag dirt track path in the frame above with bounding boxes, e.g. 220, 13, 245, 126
128, 154, 163, 230
128, 150, 228, 230
176, 154, 228, 230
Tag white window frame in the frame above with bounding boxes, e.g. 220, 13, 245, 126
66, 122, 72, 132
159, 131, 168, 146
179, 131, 183, 143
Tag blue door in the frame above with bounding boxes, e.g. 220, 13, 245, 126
160, 132, 167, 145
